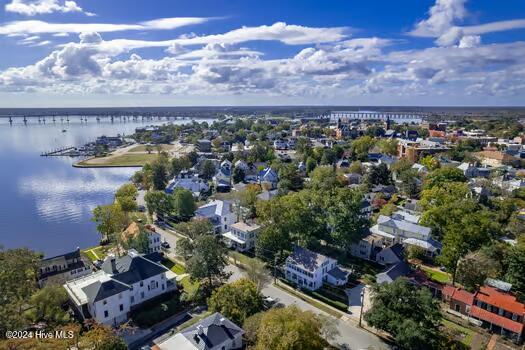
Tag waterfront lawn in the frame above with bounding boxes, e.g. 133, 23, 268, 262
82, 245, 108, 262
128, 144, 173, 152
76, 153, 157, 167
131, 291, 183, 328
420, 265, 451, 284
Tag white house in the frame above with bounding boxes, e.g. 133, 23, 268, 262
213, 160, 232, 192
166, 173, 209, 198
157, 312, 243, 350
195, 200, 236, 234
222, 221, 261, 252
371, 214, 441, 257
285, 246, 349, 291
64, 250, 175, 326
273, 139, 288, 150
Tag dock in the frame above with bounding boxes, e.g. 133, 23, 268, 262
41, 146, 80, 157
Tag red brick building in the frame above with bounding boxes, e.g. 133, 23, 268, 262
443, 284, 525, 342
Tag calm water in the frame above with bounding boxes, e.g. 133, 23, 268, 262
0, 118, 197, 257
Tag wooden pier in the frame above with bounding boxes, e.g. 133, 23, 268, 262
41, 146, 78, 157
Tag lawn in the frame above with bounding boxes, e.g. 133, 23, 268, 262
131, 292, 183, 328
82, 245, 109, 262
128, 144, 173, 152
162, 259, 187, 275
75, 153, 157, 167
229, 251, 265, 268
442, 319, 475, 347
420, 265, 451, 284
180, 276, 200, 295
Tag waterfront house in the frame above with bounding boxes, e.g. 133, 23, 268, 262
121, 222, 162, 254
166, 173, 210, 198
38, 248, 92, 288
156, 312, 244, 350
222, 221, 261, 252
195, 200, 236, 234
64, 250, 175, 326
284, 246, 349, 291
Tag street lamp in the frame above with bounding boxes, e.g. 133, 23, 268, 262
359, 288, 365, 328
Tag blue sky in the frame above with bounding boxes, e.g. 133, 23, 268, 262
0, 0, 524, 107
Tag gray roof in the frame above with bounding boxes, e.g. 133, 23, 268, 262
196, 200, 233, 218
82, 278, 129, 302
377, 215, 431, 239
101, 254, 167, 285
376, 261, 411, 284
286, 246, 332, 273
181, 312, 243, 350
326, 266, 349, 281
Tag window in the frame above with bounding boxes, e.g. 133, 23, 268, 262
119, 304, 124, 312
140, 281, 143, 287
141, 292, 145, 299
103, 300, 107, 305
131, 296, 135, 303
104, 310, 108, 318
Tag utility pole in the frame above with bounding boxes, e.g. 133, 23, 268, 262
359, 288, 365, 328
273, 256, 278, 284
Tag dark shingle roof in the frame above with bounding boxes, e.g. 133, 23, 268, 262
82, 279, 129, 302
101, 254, 167, 285
376, 261, 411, 284
181, 312, 243, 350
327, 266, 349, 281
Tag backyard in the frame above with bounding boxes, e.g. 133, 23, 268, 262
420, 265, 451, 284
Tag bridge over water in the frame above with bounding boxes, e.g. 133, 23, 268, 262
331, 111, 426, 124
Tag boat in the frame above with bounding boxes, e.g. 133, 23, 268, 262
62, 129, 67, 132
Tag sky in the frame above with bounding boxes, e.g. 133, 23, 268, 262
0, 0, 525, 107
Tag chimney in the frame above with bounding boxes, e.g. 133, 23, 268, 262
110, 257, 117, 273
197, 325, 204, 335
219, 317, 226, 326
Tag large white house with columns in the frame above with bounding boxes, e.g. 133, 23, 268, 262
64, 250, 176, 326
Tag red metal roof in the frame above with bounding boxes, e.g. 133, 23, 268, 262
471, 306, 524, 334
475, 286, 525, 315
445, 286, 475, 305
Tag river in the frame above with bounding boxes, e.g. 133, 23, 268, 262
0, 117, 200, 257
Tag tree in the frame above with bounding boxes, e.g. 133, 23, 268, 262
186, 235, 230, 293
91, 203, 127, 241
305, 157, 317, 174
348, 160, 363, 174
171, 188, 196, 219
325, 187, 369, 249
378, 138, 398, 156
456, 250, 499, 292
364, 163, 391, 187
424, 167, 466, 189
199, 159, 216, 180
364, 278, 441, 350
26, 285, 69, 326
175, 218, 213, 240
171, 156, 191, 176
233, 166, 246, 184
309, 166, 338, 192
244, 258, 271, 292
151, 155, 169, 190
208, 279, 264, 325
116, 196, 137, 214
0, 247, 40, 338
144, 190, 173, 217
115, 183, 138, 199
504, 245, 525, 301
235, 184, 261, 219
351, 136, 375, 160
81, 324, 127, 350
277, 163, 304, 194
175, 237, 194, 260
244, 305, 328, 350
420, 155, 440, 170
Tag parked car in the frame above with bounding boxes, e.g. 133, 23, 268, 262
161, 241, 170, 249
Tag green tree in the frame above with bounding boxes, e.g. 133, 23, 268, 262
199, 159, 216, 180
91, 203, 127, 241
151, 154, 170, 190
424, 167, 466, 189
456, 250, 500, 292
277, 163, 304, 194
244, 258, 271, 292
0, 247, 40, 338
309, 166, 338, 192
115, 183, 138, 199
364, 278, 441, 350
244, 305, 328, 350
208, 278, 264, 325
236, 184, 261, 219
377, 138, 398, 156
175, 218, 213, 240
81, 324, 127, 350
171, 156, 191, 176
172, 188, 196, 219
504, 245, 525, 301
26, 285, 70, 326
175, 237, 194, 260
364, 163, 391, 187
144, 190, 173, 217
420, 155, 440, 170
186, 235, 230, 293
351, 136, 375, 160
233, 166, 246, 184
